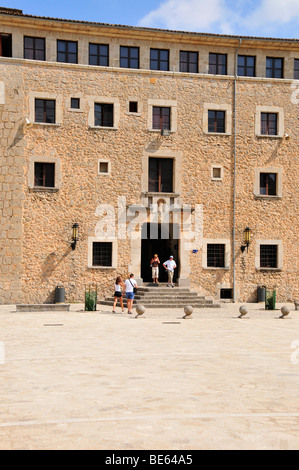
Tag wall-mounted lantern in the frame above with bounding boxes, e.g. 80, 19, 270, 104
71, 223, 79, 250
241, 226, 251, 253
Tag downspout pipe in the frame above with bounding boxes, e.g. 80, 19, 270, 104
233, 38, 242, 302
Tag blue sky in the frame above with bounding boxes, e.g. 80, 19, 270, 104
2, 0, 299, 38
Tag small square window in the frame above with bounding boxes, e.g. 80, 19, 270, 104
129, 101, 138, 113
71, 98, 80, 109
99, 161, 109, 174
212, 167, 222, 179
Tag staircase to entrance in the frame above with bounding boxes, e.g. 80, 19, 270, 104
99, 283, 221, 309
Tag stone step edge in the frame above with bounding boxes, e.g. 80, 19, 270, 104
98, 301, 221, 308
16, 304, 71, 312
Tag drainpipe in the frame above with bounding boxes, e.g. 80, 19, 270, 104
233, 38, 242, 302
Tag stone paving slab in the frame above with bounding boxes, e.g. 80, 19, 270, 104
0, 302, 298, 450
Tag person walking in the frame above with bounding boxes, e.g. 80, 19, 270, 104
124, 273, 137, 314
150, 253, 160, 284
163, 255, 177, 287
112, 276, 125, 313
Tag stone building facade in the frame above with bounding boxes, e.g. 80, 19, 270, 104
0, 7, 298, 305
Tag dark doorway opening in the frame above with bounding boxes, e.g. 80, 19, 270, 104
141, 223, 179, 283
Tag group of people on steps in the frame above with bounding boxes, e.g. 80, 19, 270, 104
112, 254, 177, 314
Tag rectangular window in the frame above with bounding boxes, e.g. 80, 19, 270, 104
35, 99, 55, 123
129, 101, 138, 113
260, 245, 278, 268
180, 51, 198, 73
57, 40, 77, 64
207, 244, 225, 268
120, 46, 139, 69
94, 103, 114, 127
208, 110, 225, 133
294, 59, 299, 79
260, 173, 277, 195
92, 242, 112, 266
266, 57, 283, 78
209, 53, 227, 75
261, 112, 277, 135
238, 55, 255, 77
148, 157, 173, 193
152, 106, 171, 130
89, 43, 109, 66
24, 36, 45, 61
34, 162, 55, 187
150, 48, 169, 71
0, 33, 12, 57
71, 98, 80, 109
99, 161, 109, 174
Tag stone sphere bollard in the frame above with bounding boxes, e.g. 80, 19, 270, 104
135, 304, 145, 318
238, 305, 248, 318
279, 305, 290, 319
183, 305, 193, 319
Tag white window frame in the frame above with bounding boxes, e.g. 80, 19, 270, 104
29, 92, 62, 126
88, 96, 120, 130
255, 239, 283, 271
87, 237, 117, 269
255, 105, 284, 138
202, 238, 230, 269
253, 167, 282, 198
147, 99, 177, 133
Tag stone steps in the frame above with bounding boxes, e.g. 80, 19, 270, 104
98, 284, 221, 309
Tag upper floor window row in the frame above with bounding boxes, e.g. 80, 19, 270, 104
16, 36, 299, 78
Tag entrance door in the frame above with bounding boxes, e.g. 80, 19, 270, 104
141, 223, 179, 283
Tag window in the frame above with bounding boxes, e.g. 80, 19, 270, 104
92, 242, 112, 267
180, 51, 198, 73
149, 157, 173, 193
120, 46, 139, 69
0, 33, 12, 57
57, 40, 77, 64
294, 59, 299, 79
260, 173, 277, 195
207, 244, 225, 268
94, 103, 114, 127
34, 162, 55, 187
71, 98, 80, 109
150, 48, 169, 71
212, 166, 223, 180
35, 99, 55, 123
129, 101, 138, 113
89, 43, 109, 66
24, 36, 45, 61
238, 55, 255, 77
208, 110, 225, 133
260, 245, 278, 268
152, 106, 171, 130
98, 161, 109, 174
266, 57, 283, 78
261, 112, 277, 135
220, 288, 233, 299
209, 53, 227, 75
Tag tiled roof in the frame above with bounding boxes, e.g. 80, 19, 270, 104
0, 6, 298, 42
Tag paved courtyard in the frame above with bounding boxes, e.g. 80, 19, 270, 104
0, 301, 298, 450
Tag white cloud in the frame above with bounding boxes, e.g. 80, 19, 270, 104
138, 0, 299, 37
139, 0, 226, 31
